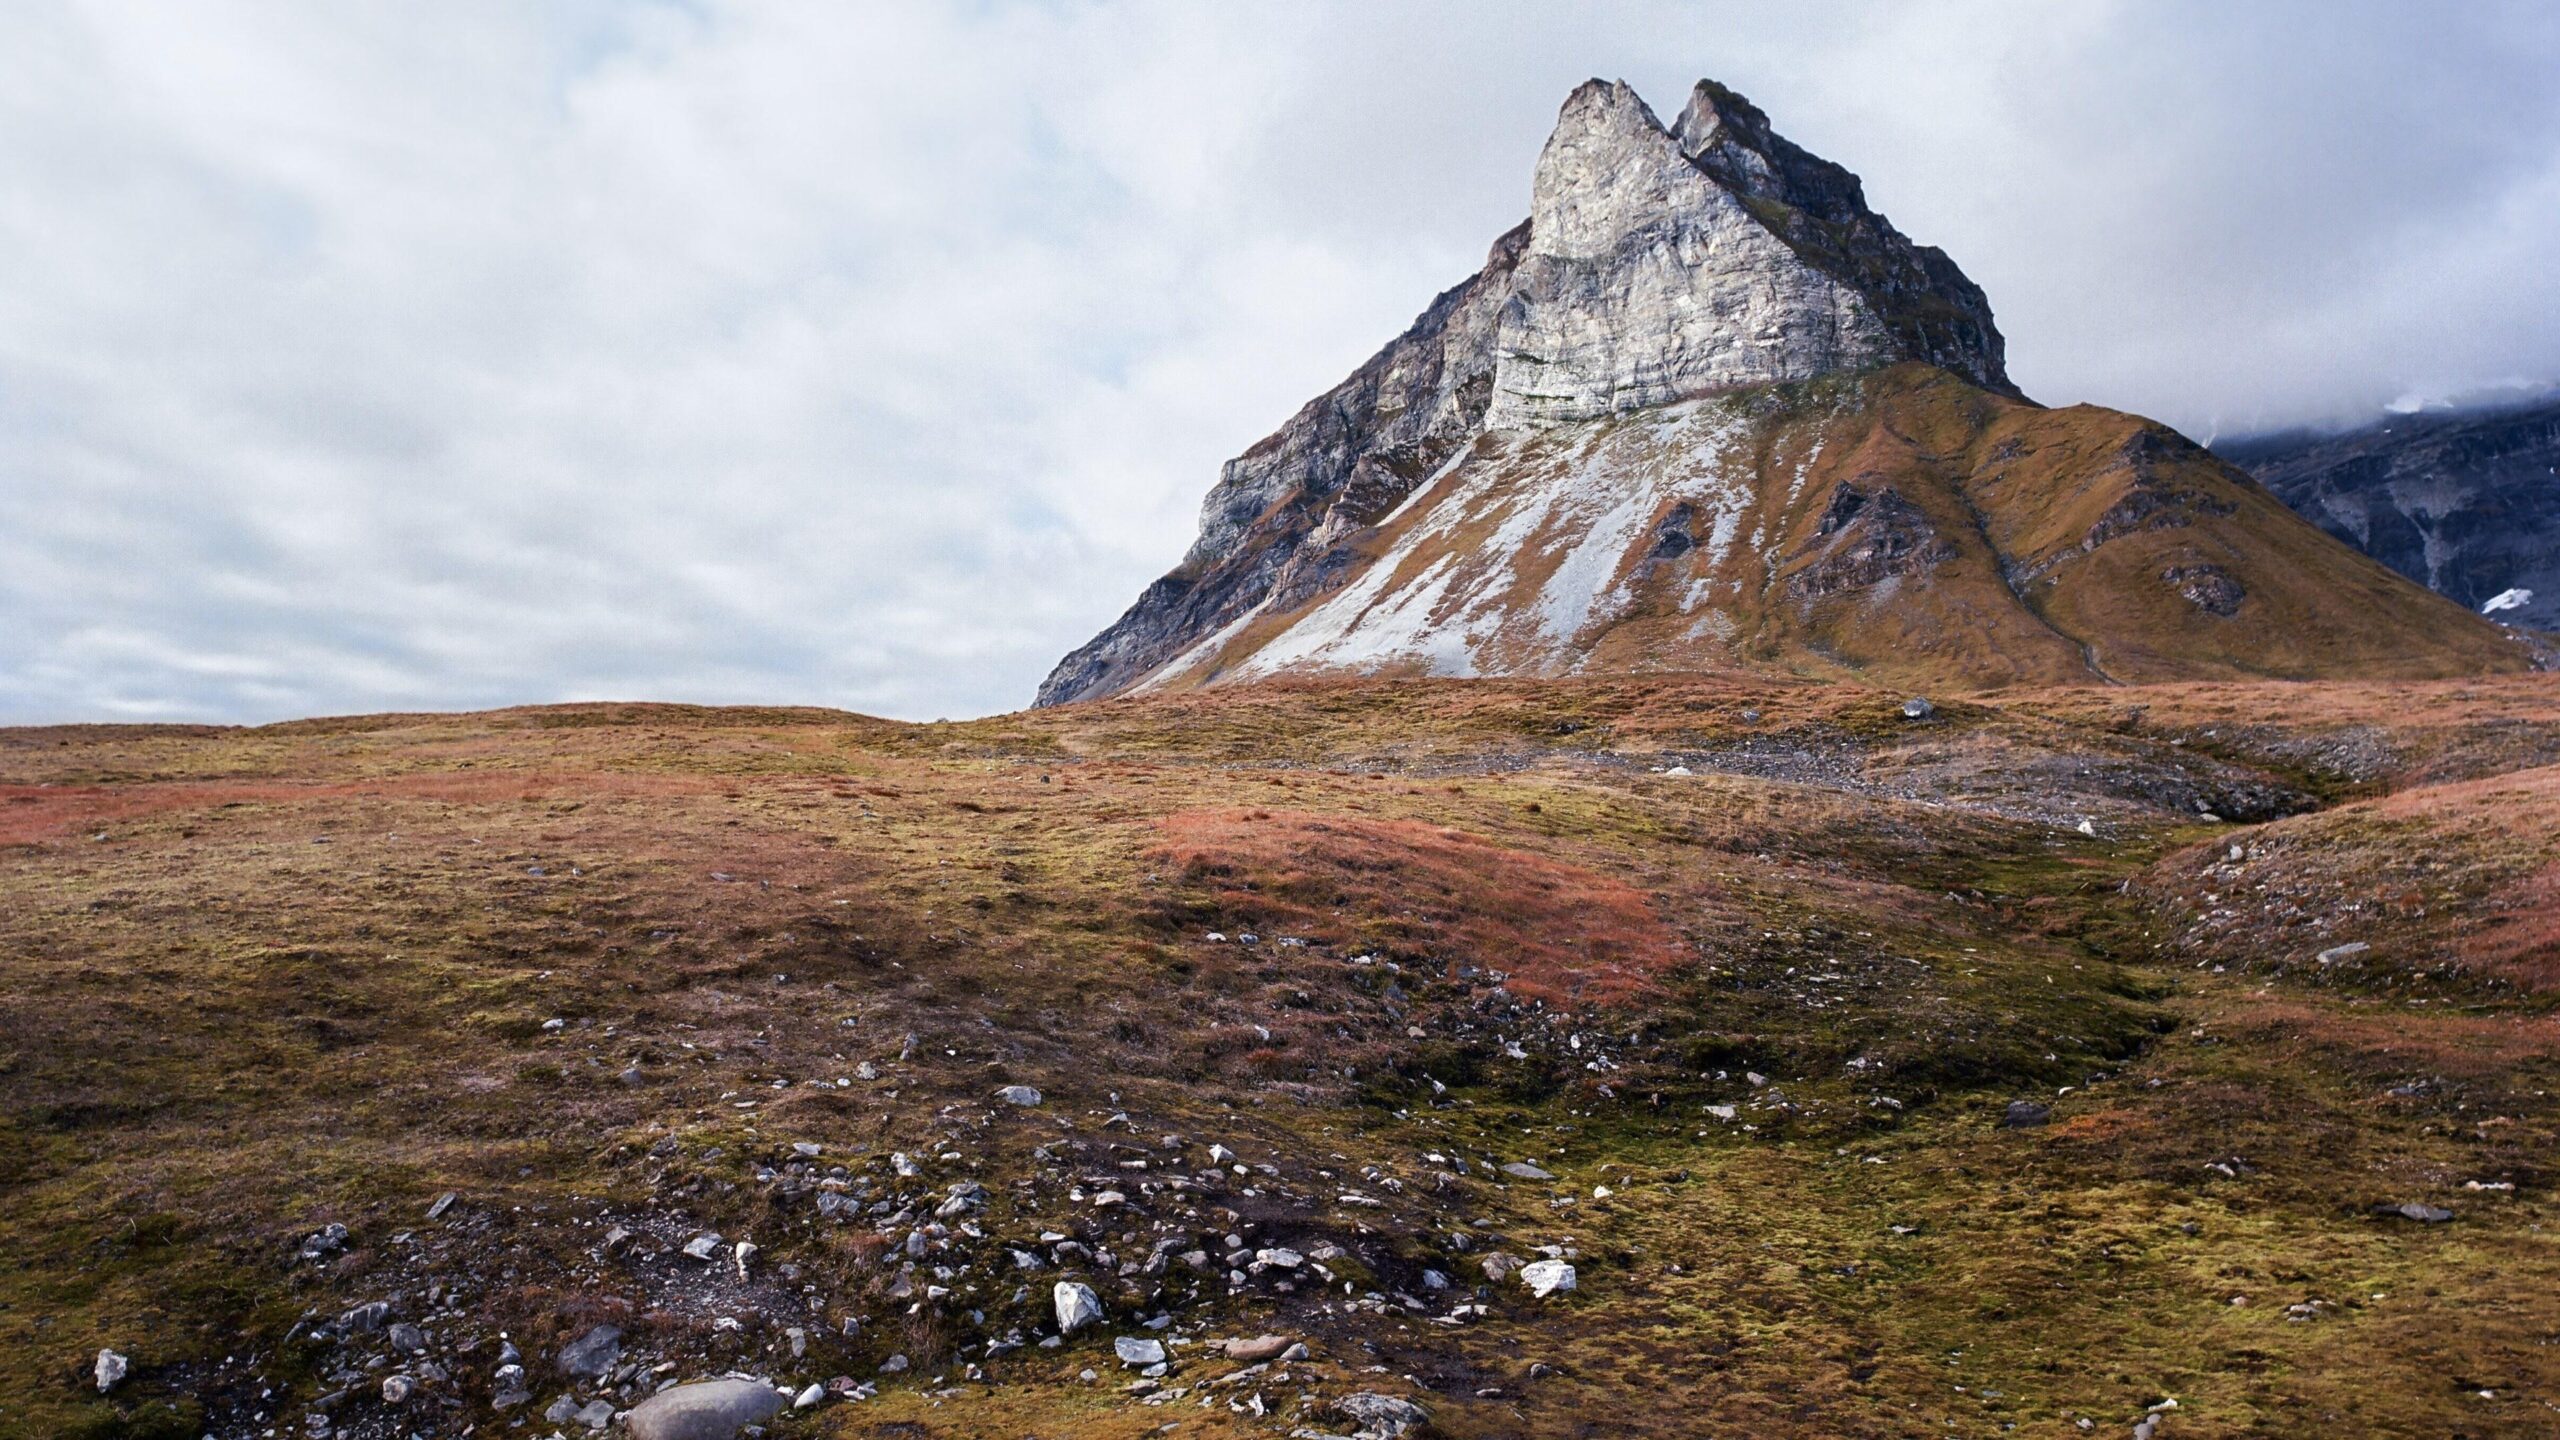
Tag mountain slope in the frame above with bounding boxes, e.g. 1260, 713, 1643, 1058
1043, 79, 2528, 704
1124, 365, 2530, 693
2221, 398, 2560, 630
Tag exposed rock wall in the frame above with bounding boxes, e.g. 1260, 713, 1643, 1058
2223, 400, 2560, 631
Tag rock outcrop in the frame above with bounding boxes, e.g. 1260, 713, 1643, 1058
2221, 398, 2560, 631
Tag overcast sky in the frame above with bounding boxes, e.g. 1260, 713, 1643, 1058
6, 0, 2559, 725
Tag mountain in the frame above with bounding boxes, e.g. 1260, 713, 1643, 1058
1039, 79, 2528, 705
2220, 397, 2560, 631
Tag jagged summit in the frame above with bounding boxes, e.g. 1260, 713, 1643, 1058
1037, 79, 2522, 706
1490, 79, 2008, 427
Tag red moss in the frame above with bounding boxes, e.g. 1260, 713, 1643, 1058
1146, 808, 1689, 1009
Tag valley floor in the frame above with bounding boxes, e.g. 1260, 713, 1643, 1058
4, 674, 2558, 1439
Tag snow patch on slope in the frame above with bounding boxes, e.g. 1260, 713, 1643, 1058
2482, 587, 2533, 615
1228, 399, 1753, 681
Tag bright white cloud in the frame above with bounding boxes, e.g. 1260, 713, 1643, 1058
4, 0, 2557, 723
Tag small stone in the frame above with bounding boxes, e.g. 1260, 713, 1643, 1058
387, 1322, 427, 1354
338, 1300, 391, 1334
1500, 1161, 1554, 1181
94, 1348, 128, 1393
2317, 942, 2371, 964
380, 1374, 415, 1405
1519, 1259, 1577, 1297
681, 1232, 724, 1261
994, 1085, 1044, 1107
424, 1192, 457, 1221
575, 1398, 616, 1430
1054, 1280, 1105, 1335
734, 1240, 759, 1277
1253, 1247, 1303, 1269
622, 1378, 789, 1440
1481, 1253, 1523, 1283
2002, 1100, 2051, 1128
1114, 1336, 1167, 1367
1222, 1334, 1295, 1363
2381, 1202, 2454, 1223
880, 1353, 910, 1373
1900, 697, 1935, 720
794, 1382, 825, 1409
556, 1323, 622, 1379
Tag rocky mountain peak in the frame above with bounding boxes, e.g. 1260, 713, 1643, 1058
1485, 76, 2009, 429
1044, 78, 2286, 707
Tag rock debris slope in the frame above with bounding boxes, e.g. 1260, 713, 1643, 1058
1039, 79, 2524, 704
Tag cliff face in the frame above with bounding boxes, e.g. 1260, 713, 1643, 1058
2222, 400, 2560, 631
1037, 78, 2008, 706
1040, 79, 2530, 707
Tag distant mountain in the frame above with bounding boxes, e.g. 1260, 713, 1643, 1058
1038, 79, 2530, 705
2220, 399, 2560, 631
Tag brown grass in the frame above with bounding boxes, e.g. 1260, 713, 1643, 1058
1147, 808, 1690, 1008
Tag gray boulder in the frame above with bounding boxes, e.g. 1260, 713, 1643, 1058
622, 1379, 789, 1440
556, 1322, 622, 1378
2002, 1100, 2051, 1128
1335, 1391, 1430, 1440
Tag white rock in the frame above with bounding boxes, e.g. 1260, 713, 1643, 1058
1114, 1336, 1167, 1367
794, 1383, 825, 1409
1053, 1280, 1104, 1335
95, 1348, 129, 1393
1519, 1259, 1578, 1297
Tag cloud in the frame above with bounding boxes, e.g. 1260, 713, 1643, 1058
4, 0, 2557, 723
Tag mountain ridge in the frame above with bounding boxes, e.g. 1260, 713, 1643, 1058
2222, 396, 2560, 631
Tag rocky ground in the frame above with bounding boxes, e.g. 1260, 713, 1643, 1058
6, 673, 2560, 1438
